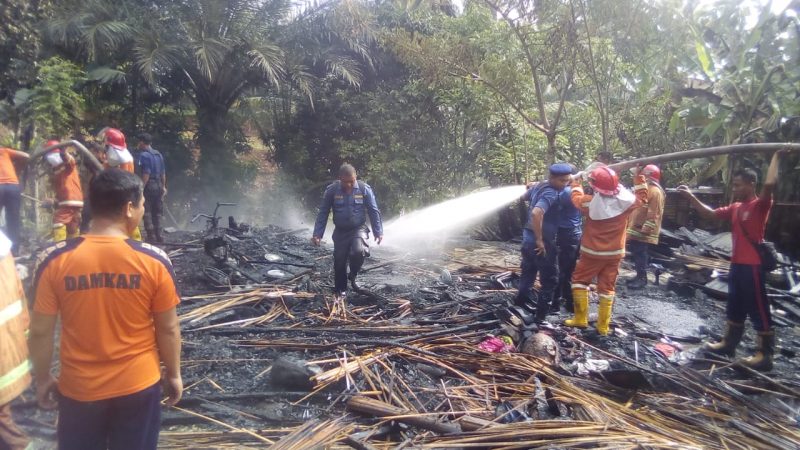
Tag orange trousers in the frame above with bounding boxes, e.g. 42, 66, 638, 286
571, 254, 622, 296
53, 206, 82, 236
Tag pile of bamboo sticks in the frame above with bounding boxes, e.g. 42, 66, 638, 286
167, 250, 800, 449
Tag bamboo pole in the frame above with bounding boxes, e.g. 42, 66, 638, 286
347, 396, 462, 435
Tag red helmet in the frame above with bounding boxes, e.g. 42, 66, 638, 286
588, 166, 619, 196
104, 128, 127, 150
45, 140, 61, 152
642, 164, 661, 182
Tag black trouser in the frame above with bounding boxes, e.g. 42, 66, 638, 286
534, 239, 559, 315
555, 229, 581, 306
0, 184, 21, 254
728, 263, 772, 331
517, 241, 539, 306
332, 225, 369, 293
57, 382, 162, 450
628, 239, 650, 277
517, 239, 558, 313
143, 183, 164, 242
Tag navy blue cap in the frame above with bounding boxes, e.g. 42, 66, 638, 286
549, 163, 573, 175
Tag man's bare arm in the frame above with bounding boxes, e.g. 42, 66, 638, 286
531, 207, 546, 254
154, 307, 182, 405
677, 185, 717, 221
760, 150, 782, 200
28, 312, 58, 409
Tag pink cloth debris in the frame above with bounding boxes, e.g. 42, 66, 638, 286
478, 336, 515, 353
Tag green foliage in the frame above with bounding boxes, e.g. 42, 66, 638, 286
15, 57, 86, 138
6, 0, 794, 218
45, 0, 377, 193
667, 0, 799, 183
0, 0, 53, 100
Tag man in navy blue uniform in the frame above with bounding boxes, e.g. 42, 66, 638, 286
312, 164, 383, 300
554, 165, 583, 313
135, 133, 167, 243
516, 163, 573, 322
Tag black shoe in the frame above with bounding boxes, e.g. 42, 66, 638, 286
627, 276, 647, 289
349, 276, 361, 292
549, 298, 561, 314
520, 301, 537, 314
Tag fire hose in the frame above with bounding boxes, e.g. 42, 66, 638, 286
606, 142, 800, 173
29, 139, 103, 172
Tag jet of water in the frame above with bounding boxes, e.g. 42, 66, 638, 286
383, 185, 526, 249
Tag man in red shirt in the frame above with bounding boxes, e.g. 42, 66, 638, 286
678, 150, 783, 371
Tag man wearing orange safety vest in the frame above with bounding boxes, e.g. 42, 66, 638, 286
0, 230, 31, 449
564, 166, 648, 335
101, 128, 142, 240
625, 164, 665, 289
44, 140, 84, 241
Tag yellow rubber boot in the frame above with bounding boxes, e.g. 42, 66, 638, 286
67, 228, 80, 239
131, 226, 142, 241
596, 295, 614, 335
564, 288, 588, 328
53, 224, 67, 242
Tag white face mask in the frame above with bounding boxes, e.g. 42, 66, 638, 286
588, 185, 636, 220
45, 151, 64, 168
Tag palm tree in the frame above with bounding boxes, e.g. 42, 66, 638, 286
46, 0, 375, 181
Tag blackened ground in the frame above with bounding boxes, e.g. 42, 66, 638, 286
12, 227, 800, 449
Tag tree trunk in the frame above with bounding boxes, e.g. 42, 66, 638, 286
196, 102, 238, 196
546, 133, 557, 165
21, 125, 38, 230
130, 71, 140, 132
600, 109, 609, 153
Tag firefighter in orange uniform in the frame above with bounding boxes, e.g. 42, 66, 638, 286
0, 230, 31, 449
44, 140, 84, 241
101, 128, 142, 240
564, 166, 649, 335
102, 128, 135, 173
625, 164, 665, 289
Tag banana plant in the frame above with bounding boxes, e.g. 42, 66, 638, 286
670, 0, 799, 183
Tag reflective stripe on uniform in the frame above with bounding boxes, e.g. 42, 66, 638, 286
58, 200, 84, 207
571, 283, 589, 290
0, 360, 31, 391
599, 294, 614, 300
580, 246, 625, 256
0, 299, 22, 327
634, 183, 647, 190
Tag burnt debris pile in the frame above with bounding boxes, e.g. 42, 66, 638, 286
15, 222, 800, 449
